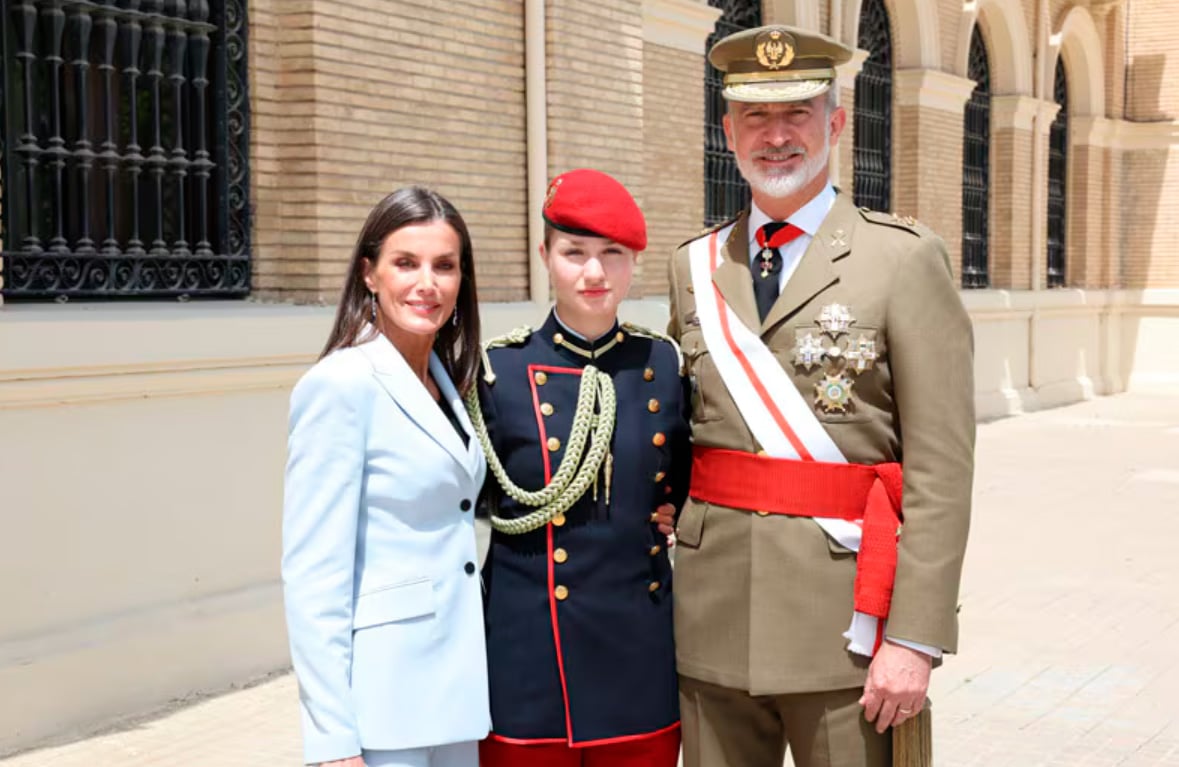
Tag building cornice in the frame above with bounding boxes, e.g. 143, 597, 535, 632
1111, 119, 1179, 151
836, 49, 871, 92
894, 68, 978, 113
643, 0, 723, 55
991, 94, 1040, 131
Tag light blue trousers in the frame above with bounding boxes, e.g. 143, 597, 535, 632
362, 740, 478, 767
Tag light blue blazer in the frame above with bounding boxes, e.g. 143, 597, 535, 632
282, 331, 489, 765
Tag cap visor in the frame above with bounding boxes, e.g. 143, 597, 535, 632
723, 79, 832, 103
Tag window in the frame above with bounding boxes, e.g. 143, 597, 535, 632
853, 0, 892, 212
0, 0, 250, 300
1046, 58, 1068, 289
961, 25, 991, 289
703, 0, 761, 226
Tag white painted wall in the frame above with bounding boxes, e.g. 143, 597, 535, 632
0, 291, 1174, 754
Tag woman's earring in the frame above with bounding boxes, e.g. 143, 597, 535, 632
370, 292, 377, 323
452, 307, 460, 327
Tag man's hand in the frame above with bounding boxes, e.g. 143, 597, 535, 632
650, 503, 676, 539
859, 640, 932, 733
318, 758, 364, 767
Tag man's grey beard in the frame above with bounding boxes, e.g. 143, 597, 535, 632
737, 132, 832, 199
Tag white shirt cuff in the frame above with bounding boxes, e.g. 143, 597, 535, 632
886, 636, 942, 658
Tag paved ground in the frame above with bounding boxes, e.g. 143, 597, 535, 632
4, 391, 1179, 766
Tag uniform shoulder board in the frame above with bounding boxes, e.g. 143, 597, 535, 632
484, 325, 532, 350
677, 212, 743, 250
479, 325, 532, 384
622, 322, 683, 375
857, 208, 929, 238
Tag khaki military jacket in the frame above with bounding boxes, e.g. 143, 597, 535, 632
667, 193, 975, 695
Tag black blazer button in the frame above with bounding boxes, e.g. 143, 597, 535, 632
464, 562, 476, 575
460, 499, 472, 512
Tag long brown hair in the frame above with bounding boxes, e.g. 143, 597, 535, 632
320, 187, 482, 396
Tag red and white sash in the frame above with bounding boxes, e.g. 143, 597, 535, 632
687, 224, 881, 656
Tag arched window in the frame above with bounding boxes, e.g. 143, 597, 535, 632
854, 0, 893, 212
961, 25, 991, 289
1046, 58, 1068, 288
703, 0, 762, 226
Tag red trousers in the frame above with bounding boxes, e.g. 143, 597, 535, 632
479, 725, 681, 767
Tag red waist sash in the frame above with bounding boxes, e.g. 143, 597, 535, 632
689, 446, 903, 619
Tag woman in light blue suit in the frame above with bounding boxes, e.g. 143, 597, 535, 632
283, 187, 488, 767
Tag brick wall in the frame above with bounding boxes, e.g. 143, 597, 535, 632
893, 104, 967, 284
1122, 147, 1179, 288
546, 0, 646, 295
1068, 142, 1106, 288
1127, 0, 1178, 121
249, 0, 528, 304
989, 123, 1034, 289
642, 44, 707, 299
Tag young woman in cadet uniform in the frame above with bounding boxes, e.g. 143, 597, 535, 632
465, 169, 690, 767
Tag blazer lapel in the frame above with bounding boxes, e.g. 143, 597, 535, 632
429, 353, 481, 479
761, 194, 856, 333
360, 333, 472, 475
711, 214, 762, 335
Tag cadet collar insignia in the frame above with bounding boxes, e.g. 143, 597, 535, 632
828, 229, 847, 248
755, 28, 795, 70
791, 304, 879, 414
553, 327, 625, 360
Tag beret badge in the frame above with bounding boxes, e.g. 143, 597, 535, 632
544, 177, 561, 210
755, 29, 795, 70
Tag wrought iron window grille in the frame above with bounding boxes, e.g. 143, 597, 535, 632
1046, 58, 1068, 289
0, 0, 250, 300
961, 25, 991, 289
854, 0, 892, 213
703, 0, 761, 227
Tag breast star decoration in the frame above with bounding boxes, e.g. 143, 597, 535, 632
792, 303, 879, 414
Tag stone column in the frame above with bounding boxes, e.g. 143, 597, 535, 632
892, 68, 977, 284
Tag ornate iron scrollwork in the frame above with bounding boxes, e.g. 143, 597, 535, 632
0, 0, 251, 299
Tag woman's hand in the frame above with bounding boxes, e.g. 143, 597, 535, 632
318, 757, 365, 767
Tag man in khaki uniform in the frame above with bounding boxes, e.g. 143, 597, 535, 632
668, 24, 974, 767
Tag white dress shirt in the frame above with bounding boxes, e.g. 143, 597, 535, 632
746, 185, 942, 661
746, 183, 836, 291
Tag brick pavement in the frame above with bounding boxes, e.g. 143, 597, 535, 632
4, 391, 1179, 766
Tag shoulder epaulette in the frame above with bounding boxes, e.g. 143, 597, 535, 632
677, 212, 743, 250
856, 208, 929, 238
622, 322, 683, 375
479, 325, 532, 384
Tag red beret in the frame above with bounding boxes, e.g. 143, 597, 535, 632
542, 169, 647, 252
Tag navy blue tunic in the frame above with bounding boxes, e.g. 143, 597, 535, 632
478, 311, 691, 745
